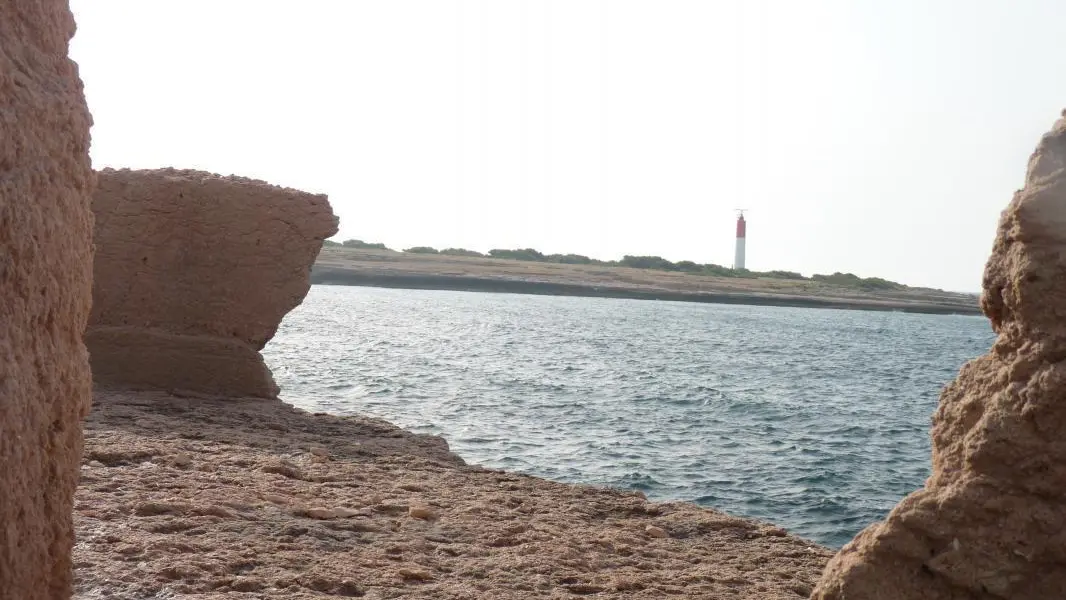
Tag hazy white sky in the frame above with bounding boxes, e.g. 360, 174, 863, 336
69, 1, 1066, 291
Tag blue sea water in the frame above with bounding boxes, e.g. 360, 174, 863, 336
262, 285, 995, 548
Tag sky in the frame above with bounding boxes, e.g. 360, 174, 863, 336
68, 1, 1066, 292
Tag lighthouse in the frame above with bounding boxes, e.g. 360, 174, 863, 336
734, 210, 747, 271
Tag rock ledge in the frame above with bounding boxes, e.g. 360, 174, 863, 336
87, 168, 338, 398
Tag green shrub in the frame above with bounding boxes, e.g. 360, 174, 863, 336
857, 277, 903, 290
621, 255, 677, 271
489, 248, 546, 262
701, 263, 737, 277
757, 270, 807, 280
341, 239, 391, 250
812, 272, 904, 290
547, 253, 593, 264
440, 248, 486, 257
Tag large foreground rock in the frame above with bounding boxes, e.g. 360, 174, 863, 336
812, 115, 1066, 598
87, 168, 337, 398
0, 2, 95, 598
74, 390, 832, 598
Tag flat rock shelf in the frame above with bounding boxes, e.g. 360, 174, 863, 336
74, 390, 831, 599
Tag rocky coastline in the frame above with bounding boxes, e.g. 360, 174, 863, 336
311, 251, 981, 316
2, 3, 1065, 598
311, 266, 979, 315
65, 167, 831, 598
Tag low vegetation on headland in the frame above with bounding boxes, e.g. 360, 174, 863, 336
324, 239, 917, 292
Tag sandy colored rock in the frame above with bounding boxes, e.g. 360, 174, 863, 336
408, 502, 437, 521
0, 2, 94, 599
812, 114, 1066, 599
303, 507, 338, 520
87, 168, 338, 398
645, 525, 669, 539
332, 507, 364, 518
74, 390, 832, 599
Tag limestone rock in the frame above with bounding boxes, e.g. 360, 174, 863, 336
333, 507, 364, 518
812, 114, 1066, 599
304, 507, 339, 520
645, 525, 669, 539
0, 2, 94, 598
87, 168, 338, 398
169, 453, 192, 469
76, 390, 834, 598
409, 503, 437, 520
261, 494, 289, 505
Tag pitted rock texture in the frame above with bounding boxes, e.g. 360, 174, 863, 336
87, 168, 338, 398
812, 115, 1066, 599
74, 391, 832, 599
0, 2, 95, 598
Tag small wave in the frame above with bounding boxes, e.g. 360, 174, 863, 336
265, 284, 995, 548
614, 472, 663, 491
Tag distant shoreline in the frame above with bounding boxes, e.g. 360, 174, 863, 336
310, 266, 983, 316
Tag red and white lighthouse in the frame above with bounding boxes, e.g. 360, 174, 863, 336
734, 210, 747, 271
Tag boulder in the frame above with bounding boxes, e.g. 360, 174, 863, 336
87, 168, 337, 398
812, 114, 1066, 598
0, 2, 95, 598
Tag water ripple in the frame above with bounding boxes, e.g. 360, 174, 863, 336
263, 285, 994, 548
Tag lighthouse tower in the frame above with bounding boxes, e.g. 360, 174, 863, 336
734, 210, 747, 271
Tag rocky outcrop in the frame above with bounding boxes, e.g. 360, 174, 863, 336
0, 2, 95, 598
87, 168, 337, 398
74, 390, 833, 598
812, 114, 1066, 598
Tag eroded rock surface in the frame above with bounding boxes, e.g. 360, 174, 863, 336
87, 168, 337, 398
812, 115, 1066, 599
74, 391, 832, 599
0, 2, 95, 598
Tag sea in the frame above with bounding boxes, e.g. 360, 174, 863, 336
262, 284, 995, 549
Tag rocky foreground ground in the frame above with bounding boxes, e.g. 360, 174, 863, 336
73, 391, 832, 599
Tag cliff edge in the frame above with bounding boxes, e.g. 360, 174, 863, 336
0, 2, 95, 598
86, 168, 338, 399
812, 114, 1066, 598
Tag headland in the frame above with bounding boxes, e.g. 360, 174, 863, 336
312, 247, 981, 315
